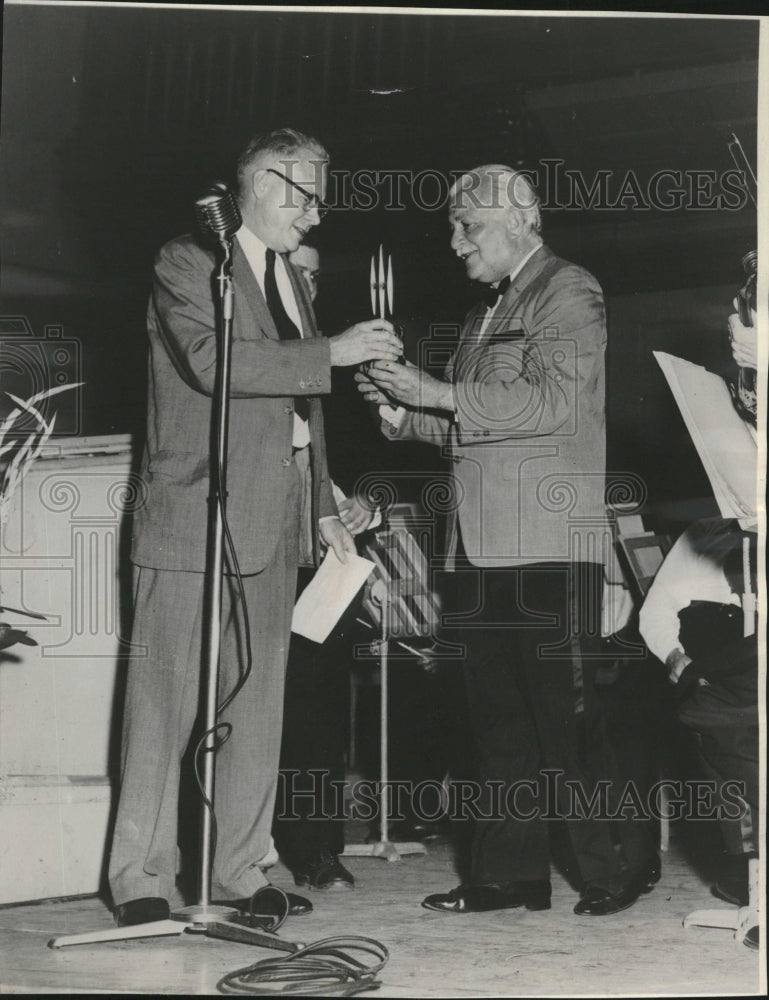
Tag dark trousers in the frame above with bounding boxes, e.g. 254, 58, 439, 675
580, 643, 665, 877
444, 557, 636, 893
677, 607, 759, 855
678, 653, 758, 854
272, 569, 352, 867
353, 650, 478, 838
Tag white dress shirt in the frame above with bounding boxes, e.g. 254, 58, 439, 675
236, 224, 310, 449
638, 518, 741, 665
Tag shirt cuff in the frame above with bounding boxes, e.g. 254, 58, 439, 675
380, 403, 405, 427
291, 413, 311, 450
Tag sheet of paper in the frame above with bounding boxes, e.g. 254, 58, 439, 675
614, 514, 645, 536
653, 351, 758, 524
291, 549, 375, 643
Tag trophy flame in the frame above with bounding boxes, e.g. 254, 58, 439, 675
370, 244, 394, 320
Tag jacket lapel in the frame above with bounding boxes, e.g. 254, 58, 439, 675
285, 258, 318, 339
480, 245, 552, 345
451, 302, 485, 381
452, 245, 553, 381
232, 238, 280, 340
233, 239, 319, 343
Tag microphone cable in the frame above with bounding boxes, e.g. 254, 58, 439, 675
217, 935, 389, 996
192, 509, 254, 861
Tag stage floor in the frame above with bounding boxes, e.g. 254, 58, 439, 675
0, 829, 761, 997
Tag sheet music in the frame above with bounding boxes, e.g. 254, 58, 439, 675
653, 351, 758, 525
291, 548, 375, 643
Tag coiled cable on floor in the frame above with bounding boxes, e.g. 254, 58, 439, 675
217, 935, 389, 996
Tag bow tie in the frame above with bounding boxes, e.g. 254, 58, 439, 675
481, 275, 511, 309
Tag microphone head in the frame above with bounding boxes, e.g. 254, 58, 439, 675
195, 182, 242, 241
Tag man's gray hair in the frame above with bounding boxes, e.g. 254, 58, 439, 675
236, 127, 328, 199
449, 164, 542, 234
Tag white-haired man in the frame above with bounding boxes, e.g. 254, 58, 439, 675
358, 165, 658, 916
109, 128, 401, 927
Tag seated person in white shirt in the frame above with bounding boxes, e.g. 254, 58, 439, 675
638, 517, 758, 946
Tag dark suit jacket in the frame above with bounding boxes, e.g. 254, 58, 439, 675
384, 245, 608, 568
132, 234, 336, 574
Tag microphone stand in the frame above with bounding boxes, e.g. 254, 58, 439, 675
186, 232, 235, 918
49, 230, 300, 955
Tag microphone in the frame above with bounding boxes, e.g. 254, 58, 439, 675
194, 182, 242, 242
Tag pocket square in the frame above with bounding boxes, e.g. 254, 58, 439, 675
489, 327, 525, 344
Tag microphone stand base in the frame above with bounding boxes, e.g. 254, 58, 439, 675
48, 911, 301, 954
171, 903, 239, 924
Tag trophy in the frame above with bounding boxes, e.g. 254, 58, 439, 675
369, 244, 404, 362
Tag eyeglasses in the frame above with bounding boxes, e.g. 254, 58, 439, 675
267, 168, 329, 220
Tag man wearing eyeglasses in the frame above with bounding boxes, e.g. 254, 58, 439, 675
109, 128, 401, 928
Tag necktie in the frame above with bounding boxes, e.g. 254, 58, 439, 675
481, 274, 511, 309
265, 248, 309, 422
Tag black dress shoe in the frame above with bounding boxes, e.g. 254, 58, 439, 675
712, 879, 749, 907
574, 855, 662, 916
282, 890, 312, 915
574, 882, 643, 916
293, 852, 355, 891
114, 897, 170, 927
422, 881, 551, 913
366, 818, 443, 844
743, 924, 759, 950
214, 885, 313, 917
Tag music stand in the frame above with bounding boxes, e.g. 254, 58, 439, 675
343, 506, 439, 862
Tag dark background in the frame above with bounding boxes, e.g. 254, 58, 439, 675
0, 4, 759, 525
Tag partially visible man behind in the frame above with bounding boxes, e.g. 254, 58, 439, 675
639, 517, 759, 948
109, 128, 402, 926
358, 165, 658, 917
270, 240, 374, 892
289, 241, 321, 307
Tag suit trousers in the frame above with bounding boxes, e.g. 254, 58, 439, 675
678, 671, 758, 854
272, 599, 349, 865
109, 460, 301, 906
444, 556, 631, 893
